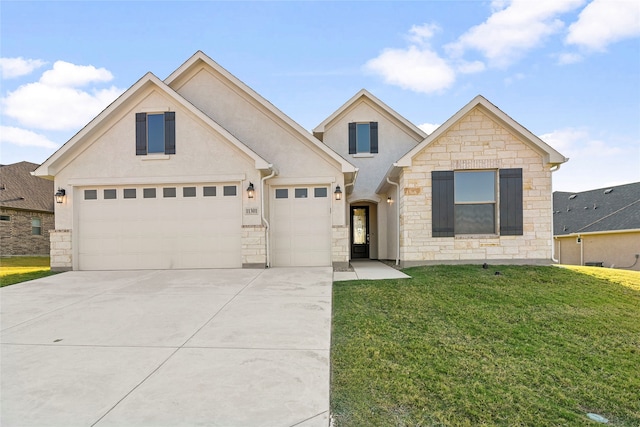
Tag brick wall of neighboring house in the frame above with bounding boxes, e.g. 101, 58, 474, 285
400, 106, 553, 264
0, 208, 54, 256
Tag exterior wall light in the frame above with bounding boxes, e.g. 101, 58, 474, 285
387, 196, 393, 204
55, 188, 66, 204
246, 182, 255, 199
334, 185, 342, 200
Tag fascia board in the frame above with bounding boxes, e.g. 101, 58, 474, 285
165, 51, 356, 174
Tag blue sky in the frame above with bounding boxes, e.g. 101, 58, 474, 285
1, 0, 638, 192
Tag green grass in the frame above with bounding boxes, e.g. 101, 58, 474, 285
331, 265, 640, 426
0, 256, 60, 287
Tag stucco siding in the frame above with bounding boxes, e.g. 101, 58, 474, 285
556, 232, 640, 270
399, 106, 553, 264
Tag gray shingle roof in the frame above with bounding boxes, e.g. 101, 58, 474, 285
553, 182, 640, 235
0, 161, 54, 213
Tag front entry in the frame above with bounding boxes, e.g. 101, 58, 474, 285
351, 206, 370, 259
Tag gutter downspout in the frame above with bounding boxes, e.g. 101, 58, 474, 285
386, 177, 400, 266
261, 166, 277, 268
579, 234, 584, 266
550, 164, 561, 263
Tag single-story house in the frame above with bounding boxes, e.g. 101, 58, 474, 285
553, 182, 640, 270
1, 161, 55, 256
34, 51, 568, 271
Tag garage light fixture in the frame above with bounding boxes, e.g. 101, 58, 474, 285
334, 185, 342, 201
387, 196, 393, 204
55, 188, 66, 204
246, 182, 255, 199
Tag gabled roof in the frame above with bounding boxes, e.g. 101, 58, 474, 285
312, 89, 427, 142
1, 161, 54, 213
34, 72, 271, 178
553, 182, 640, 235
165, 51, 356, 174
396, 95, 568, 167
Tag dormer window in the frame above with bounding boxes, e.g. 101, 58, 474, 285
348, 122, 378, 154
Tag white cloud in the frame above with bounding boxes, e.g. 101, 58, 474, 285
418, 122, 440, 134
2, 61, 124, 131
566, 0, 640, 51
504, 72, 526, 85
0, 57, 46, 79
456, 60, 486, 74
446, 0, 585, 67
407, 23, 441, 45
0, 126, 59, 149
365, 46, 455, 94
556, 52, 583, 64
541, 128, 638, 192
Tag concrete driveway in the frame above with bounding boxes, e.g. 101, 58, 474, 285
0, 267, 333, 427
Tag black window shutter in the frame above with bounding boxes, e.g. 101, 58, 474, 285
164, 112, 176, 154
348, 123, 356, 154
499, 168, 523, 235
432, 171, 454, 237
370, 122, 378, 153
135, 113, 147, 155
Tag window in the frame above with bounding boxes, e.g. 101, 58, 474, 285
163, 187, 176, 198
295, 188, 308, 198
454, 171, 496, 234
136, 112, 176, 155
31, 218, 41, 235
84, 189, 97, 200
203, 186, 216, 197
124, 189, 136, 199
223, 186, 237, 196
432, 168, 523, 237
314, 188, 327, 198
275, 189, 288, 199
1, 215, 11, 221
348, 122, 378, 154
143, 188, 156, 198
104, 189, 117, 199
183, 187, 196, 197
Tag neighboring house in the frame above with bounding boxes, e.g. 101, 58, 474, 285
34, 51, 568, 271
553, 183, 640, 270
1, 161, 55, 256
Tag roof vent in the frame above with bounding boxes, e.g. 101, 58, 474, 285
569, 194, 577, 199
604, 188, 613, 194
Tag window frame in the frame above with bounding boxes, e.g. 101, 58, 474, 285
136, 112, 176, 156
453, 170, 497, 235
348, 122, 378, 155
31, 217, 42, 236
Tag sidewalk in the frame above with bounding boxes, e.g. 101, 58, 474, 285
333, 260, 410, 281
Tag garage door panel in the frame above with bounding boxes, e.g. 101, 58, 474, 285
78, 184, 242, 270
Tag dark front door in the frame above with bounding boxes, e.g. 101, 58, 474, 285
351, 206, 369, 259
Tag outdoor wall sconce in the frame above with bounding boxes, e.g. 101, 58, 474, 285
246, 182, 255, 199
334, 185, 342, 201
387, 196, 393, 204
55, 188, 66, 204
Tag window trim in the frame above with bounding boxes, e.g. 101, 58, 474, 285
136, 112, 176, 156
348, 122, 378, 155
31, 217, 42, 236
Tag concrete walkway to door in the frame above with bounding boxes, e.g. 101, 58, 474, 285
1, 267, 333, 427
333, 260, 411, 281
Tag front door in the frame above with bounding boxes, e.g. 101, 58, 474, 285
351, 206, 369, 259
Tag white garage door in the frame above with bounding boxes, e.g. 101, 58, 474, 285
77, 184, 241, 270
271, 186, 331, 267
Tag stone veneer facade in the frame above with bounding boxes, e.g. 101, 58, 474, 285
49, 229, 72, 271
241, 225, 266, 268
332, 225, 349, 268
399, 106, 553, 265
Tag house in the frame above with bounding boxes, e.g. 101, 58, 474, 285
553, 183, 640, 270
34, 51, 568, 271
1, 161, 55, 256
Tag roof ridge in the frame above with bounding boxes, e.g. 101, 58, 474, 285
576, 198, 640, 233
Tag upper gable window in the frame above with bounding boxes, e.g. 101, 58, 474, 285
348, 122, 378, 155
136, 112, 176, 155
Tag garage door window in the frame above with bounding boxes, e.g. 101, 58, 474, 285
124, 189, 136, 199
84, 190, 97, 200
314, 188, 327, 198
223, 186, 237, 196
275, 189, 288, 199
163, 187, 177, 198
183, 187, 196, 197
104, 189, 117, 199
295, 188, 308, 198
143, 188, 156, 198
203, 186, 216, 197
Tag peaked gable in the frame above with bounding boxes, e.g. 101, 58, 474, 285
1, 161, 54, 212
165, 51, 356, 174
313, 89, 427, 143
34, 72, 271, 179
396, 95, 568, 168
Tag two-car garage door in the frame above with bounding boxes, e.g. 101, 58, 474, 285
77, 184, 241, 270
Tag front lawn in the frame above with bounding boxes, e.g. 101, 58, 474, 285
331, 265, 640, 426
0, 256, 59, 287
